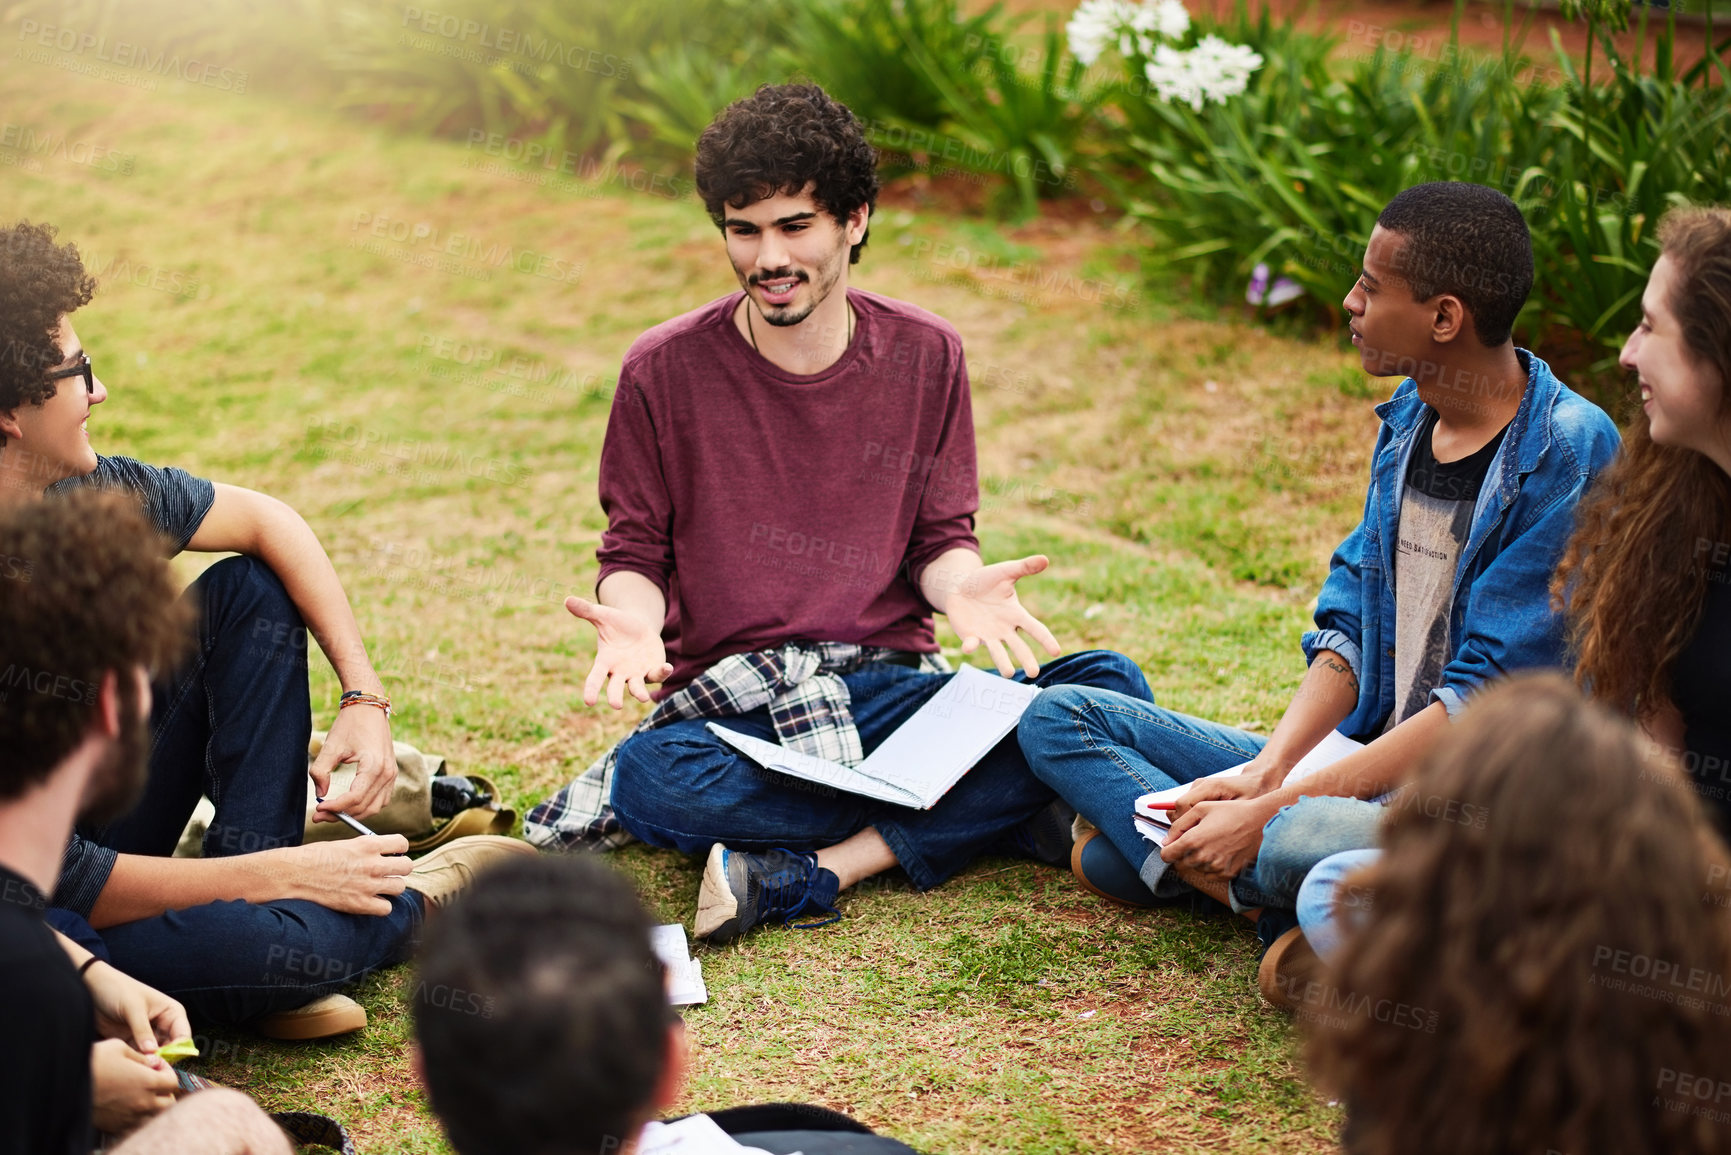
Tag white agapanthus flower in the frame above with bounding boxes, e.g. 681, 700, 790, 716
1144, 34, 1263, 110
1116, 0, 1190, 58
1066, 0, 1190, 67
1067, 0, 1139, 67
1148, 0, 1193, 44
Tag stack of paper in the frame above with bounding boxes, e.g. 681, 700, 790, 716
650, 923, 707, 1006
1133, 729, 1364, 846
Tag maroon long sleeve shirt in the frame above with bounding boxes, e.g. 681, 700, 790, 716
596, 288, 981, 696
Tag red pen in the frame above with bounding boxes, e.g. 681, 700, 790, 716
1145, 801, 1179, 811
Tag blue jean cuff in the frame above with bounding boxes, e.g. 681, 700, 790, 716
1135, 848, 1196, 901
872, 822, 938, 892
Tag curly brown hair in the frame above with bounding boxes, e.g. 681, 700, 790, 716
0, 491, 191, 798
694, 83, 880, 265
0, 221, 97, 424
1552, 206, 1731, 718
1309, 674, 1731, 1155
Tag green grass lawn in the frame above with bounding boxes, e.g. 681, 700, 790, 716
1, 55, 1386, 1154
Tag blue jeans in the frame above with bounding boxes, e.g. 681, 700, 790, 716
1249, 795, 1385, 911
609, 650, 1150, 890
66, 557, 423, 1024
1297, 847, 1382, 964
1017, 682, 1385, 911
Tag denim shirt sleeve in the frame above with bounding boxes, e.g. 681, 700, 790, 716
1302, 515, 1369, 682
51, 833, 119, 919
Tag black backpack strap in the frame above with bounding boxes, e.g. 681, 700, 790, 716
705, 1103, 875, 1136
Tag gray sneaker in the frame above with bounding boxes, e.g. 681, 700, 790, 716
694, 844, 841, 944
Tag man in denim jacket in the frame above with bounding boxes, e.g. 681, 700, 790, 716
1017, 184, 1619, 981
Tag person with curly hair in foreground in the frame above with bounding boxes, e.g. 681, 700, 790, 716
1307, 673, 1731, 1155
527, 83, 1149, 940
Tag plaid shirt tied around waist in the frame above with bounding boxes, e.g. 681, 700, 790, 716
523, 642, 950, 851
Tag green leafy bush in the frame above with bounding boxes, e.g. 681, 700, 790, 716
1103, 2, 1563, 316
9, 0, 1726, 374
1096, 0, 1730, 383
782, 0, 1103, 218
1532, 6, 1731, 371
318, 0, 774, 161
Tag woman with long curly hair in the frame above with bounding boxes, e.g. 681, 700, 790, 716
1308, 674, 1731, 1155
1553, 205, 1731, 829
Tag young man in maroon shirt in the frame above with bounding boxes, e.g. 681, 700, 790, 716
527, 84, 1148, 940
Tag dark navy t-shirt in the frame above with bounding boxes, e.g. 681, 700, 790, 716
45, 455, 215, 913
48, 454, 215, 555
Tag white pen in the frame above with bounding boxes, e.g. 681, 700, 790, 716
315, 796, 379, 837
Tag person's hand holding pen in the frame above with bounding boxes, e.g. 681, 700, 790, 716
315, 797, 387, 839
249, 800, 412, 916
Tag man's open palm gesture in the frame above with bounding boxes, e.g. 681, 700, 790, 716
567, 595, 674, 709
943, 554, 1061, 677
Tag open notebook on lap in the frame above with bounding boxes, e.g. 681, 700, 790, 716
707, 665, 1039, 810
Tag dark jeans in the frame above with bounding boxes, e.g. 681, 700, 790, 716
51, 895, 423, 1025
68, 556, 422, 1024
609, 650, 1150, 890
84, 555, 310, 860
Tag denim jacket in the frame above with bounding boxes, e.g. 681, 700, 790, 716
1301, 350, 1620, 740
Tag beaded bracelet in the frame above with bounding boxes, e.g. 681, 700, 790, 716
339, 690, 393, 718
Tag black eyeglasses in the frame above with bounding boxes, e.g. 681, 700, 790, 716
47, 352, 94, 395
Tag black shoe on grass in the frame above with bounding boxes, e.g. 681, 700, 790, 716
990, 798, 1079, 867
693, 844, 841, 944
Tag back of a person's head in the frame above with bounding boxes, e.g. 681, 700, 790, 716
413, 855, 671, 1155
1376, 182, 1533, 347
1311, 673, 1731, 1155
0, 490, 186, 799
0, 220, 96, 423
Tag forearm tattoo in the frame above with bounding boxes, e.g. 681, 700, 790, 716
1322, 656, 1359, 693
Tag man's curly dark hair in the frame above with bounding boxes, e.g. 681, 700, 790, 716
0, 490, 190, 799
695, 83, 880, 265
0, 221, 97, 423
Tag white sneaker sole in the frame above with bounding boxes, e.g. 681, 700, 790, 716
693, 842, 738, 939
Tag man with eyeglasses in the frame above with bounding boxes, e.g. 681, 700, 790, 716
0, 219, 532, 1042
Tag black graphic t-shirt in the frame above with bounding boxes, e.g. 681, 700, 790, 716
1385, 408, 1510, 730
